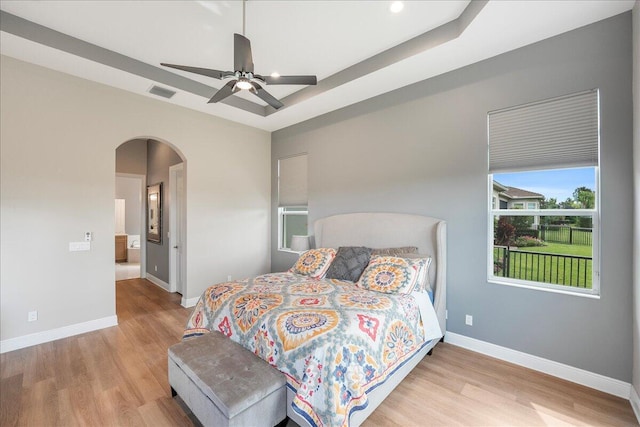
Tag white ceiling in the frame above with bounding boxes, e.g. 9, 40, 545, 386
0, 0, 634, 132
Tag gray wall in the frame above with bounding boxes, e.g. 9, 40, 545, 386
272, 13, 634, 382
115, 176, 142, 236
116, 138, 147, 175
632, 0, 640, 401
147, 140, 182, 283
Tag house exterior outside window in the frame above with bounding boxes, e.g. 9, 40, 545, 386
493, 183, 544, 226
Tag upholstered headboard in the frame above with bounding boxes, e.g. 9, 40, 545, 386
314, 212, 447, 333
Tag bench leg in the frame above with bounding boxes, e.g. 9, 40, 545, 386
171, 386, 177, 398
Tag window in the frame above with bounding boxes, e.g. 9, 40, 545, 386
488, 90, 599, 296
279, 206, 308, 250
278, 154, 308, 251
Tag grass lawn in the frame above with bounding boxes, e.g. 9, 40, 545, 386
518, 242, 591, 257
494, 242, 592, 289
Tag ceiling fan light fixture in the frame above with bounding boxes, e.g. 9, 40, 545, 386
236, 79, 253, 90
161, 0, 316, 110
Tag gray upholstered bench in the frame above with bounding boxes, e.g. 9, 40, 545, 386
168, 331, 286, 427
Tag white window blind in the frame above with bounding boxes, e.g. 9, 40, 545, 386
278, 154, 308, 206
489, 90, 599, 173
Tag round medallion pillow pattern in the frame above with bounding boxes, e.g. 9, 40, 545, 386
357, 256, 428, 294
290, 248, 337, 279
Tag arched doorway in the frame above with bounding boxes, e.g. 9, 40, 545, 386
115, 137, 187, 299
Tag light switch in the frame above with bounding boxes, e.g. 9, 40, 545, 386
69, 242, 91, 252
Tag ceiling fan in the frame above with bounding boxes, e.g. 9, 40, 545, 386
161, 1, 317, 110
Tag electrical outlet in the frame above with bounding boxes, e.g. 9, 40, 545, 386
445, 310, 448, 320
227, 275, 232, 281
465, 315, 473, 326
154, 265, 158, 272
28, 310, 38, 322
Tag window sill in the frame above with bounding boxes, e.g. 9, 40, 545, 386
278, 248, 304, 255
487, 278, 600, 299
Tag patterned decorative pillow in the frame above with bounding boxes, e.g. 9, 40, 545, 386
357, 256, 429, 294
370, 246, 419, 256
324, 246, 372, 282
290, 248, 337, 279
399, 253, 433, 292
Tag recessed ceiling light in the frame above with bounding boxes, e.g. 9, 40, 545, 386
390, 1, 404, 13
270, 72, 280, 78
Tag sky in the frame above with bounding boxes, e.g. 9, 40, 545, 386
493, 167, 596, 201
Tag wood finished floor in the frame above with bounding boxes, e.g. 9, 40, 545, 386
1, 278, 637, 426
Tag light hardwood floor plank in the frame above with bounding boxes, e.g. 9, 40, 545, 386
0, 278, 636, 426
0, 374, 23, 426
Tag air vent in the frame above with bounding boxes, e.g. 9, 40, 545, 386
148, 85, 176, 99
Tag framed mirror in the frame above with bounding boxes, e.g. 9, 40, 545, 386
147, 183, 162, 243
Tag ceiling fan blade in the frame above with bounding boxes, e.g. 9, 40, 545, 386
250, 82, 283, 109
263, 75, 318, 86
160, 63, 227, 79
234, 33, 254, 73
208, 80, 239, 104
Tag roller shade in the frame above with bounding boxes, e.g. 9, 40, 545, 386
278, 154, 308, 206
489, 90, 599, 173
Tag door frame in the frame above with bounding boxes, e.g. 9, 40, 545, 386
115, 173, 146, 279
169, 163, 185, 294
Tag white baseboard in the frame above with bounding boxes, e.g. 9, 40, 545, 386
631, 385, 640, 424
445, 331, 631, 399
146, 273, 171, 292
181, 296, 199, 308
146, 274, 196, 308
0, 315, 118, 354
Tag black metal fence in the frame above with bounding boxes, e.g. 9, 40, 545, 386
494, 246, 592, 288
538, 225, 592, 246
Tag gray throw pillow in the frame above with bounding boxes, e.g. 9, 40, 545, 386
325, 246, 373, 282
370, 246, 418, 256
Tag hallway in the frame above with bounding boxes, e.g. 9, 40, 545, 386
116, 262, 141, 281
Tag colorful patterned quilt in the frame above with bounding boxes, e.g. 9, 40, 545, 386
184, 272, 442, 427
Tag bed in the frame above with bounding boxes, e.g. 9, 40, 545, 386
184, 213, 447, 426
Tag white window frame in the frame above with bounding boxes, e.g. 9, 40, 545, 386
487, 89, 600, 297
487, 171, 600, 297
278, 206, 308, 253
526, 202, 537, 209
